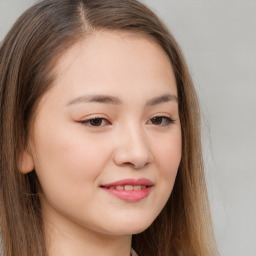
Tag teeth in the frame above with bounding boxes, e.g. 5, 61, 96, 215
134, 185, 142, 191
108, 185, 147, 190
124, 185, 133, 190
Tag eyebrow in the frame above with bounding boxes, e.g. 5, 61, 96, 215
67, 93, 178, 107
145, 94, 178, 106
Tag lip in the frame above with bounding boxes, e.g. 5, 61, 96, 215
101, 178, 153, 187
100, 178, 154, 202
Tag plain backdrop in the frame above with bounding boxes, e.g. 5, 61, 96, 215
0, 0, 256, 255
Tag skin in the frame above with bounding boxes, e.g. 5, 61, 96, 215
21, 31, 182, 256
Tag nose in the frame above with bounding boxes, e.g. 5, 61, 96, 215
113, 125, 153, 169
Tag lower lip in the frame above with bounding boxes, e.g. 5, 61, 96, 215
101, 187, 152, 202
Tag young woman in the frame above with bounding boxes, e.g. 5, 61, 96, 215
0, 0, 218, 255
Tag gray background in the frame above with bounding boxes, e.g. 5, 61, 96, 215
1, 0, 255, 255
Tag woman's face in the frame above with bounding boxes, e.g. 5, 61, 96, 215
24, 31, 182, 237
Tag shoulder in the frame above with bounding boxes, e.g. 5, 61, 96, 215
131, 248, 139, 256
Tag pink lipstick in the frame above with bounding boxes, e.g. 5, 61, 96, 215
100, 178, 153, 202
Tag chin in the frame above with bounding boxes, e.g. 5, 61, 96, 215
106, 216, 154, 236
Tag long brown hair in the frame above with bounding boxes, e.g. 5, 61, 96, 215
0, 0, 218, 255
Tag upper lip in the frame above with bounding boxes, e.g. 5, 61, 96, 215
101, 178, 154, 187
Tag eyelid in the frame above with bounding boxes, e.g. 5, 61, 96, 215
147, 115, 175, 126
79, 115, 111, 127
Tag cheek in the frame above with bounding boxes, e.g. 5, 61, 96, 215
34, 122, 109, 174
151, 129, 182, 200
32, 124, 112, 204
32, 129, 115, 226
154, 132, 182, 178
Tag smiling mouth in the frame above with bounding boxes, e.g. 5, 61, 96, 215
100, 178, 153, 202
102, 185, 148, 190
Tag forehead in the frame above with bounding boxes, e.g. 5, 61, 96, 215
48, 30, 177, 100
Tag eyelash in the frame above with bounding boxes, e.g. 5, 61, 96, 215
80, 116, 175, 127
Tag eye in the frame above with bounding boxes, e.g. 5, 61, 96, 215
80, 117, 110, 127
148, 116, 174, 126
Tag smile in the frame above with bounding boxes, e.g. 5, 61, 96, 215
105, 185, 146, 190
100, 178, 153, 202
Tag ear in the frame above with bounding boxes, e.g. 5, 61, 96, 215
19, 150, 35, 174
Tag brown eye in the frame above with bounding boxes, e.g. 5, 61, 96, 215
80, 117, 110, 127
89, 118, 103, 126
151, 117, 163, 125
148, 116, 174, 126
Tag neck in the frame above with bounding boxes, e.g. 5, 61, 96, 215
43, 214, 132, 256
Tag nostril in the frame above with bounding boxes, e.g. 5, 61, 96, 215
134, 163, 145, 169
121, 162, 142, 168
